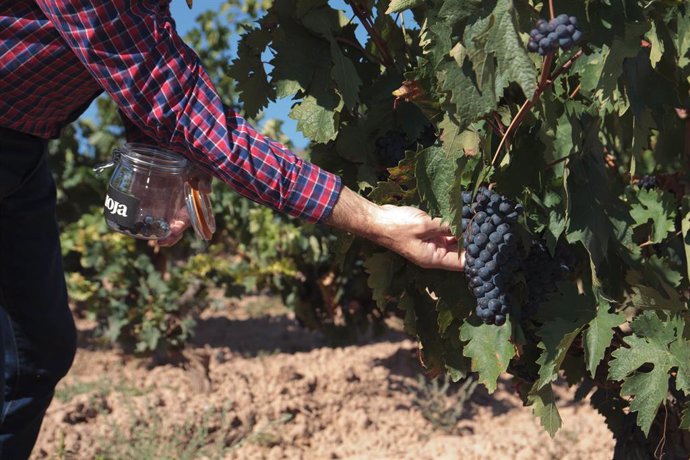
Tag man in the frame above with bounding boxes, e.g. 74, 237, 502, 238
0, 1, 464, 457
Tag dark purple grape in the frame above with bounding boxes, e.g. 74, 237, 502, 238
460, 186, 523, 325
528, 15, 583, 54
474, 233, 489, 247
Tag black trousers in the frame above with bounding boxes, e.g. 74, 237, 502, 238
0, 127, 77, 459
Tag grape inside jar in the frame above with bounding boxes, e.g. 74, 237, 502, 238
103, 144, 207, 241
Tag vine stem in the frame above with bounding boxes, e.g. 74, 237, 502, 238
543, 153, 574, 171
345, 0, 395, 68
334, 36, 386, 67
548, 0, 555, 19
490, 53, 553, 166
490, 99, 533, 165
490, 49, 584, 167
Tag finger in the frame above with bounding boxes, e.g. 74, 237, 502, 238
157, 218, 188, 247
424, 217, 454, 237
435, 250, 465, 272
442, 235, 458, 246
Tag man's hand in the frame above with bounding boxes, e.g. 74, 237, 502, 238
157, 206, 189, 247
325, 187, 464, 271
157, 168, 213, 247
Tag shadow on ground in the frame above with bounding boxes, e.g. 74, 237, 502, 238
190, 314, 409, 357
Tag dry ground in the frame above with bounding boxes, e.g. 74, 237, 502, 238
31, 297, 615, 460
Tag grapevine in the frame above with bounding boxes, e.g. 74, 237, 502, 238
225, 0, 690, 456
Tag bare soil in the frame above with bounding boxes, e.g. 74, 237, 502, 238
31, 297, 615, 459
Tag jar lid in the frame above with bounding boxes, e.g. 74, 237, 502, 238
184, 182, 216, 240
121, 143, 190, 173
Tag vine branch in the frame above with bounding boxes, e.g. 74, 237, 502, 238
490, 49, 584, 167
335, 36, 386, 67
345, 0, 395, 68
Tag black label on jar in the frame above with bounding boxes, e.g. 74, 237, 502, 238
104, 186, 139, 228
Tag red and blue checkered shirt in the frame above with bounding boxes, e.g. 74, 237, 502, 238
0, 0, 342, 223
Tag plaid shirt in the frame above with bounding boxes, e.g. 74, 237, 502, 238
0, 0, 342, 223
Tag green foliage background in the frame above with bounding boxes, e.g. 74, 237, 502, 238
51, 0, 690, 456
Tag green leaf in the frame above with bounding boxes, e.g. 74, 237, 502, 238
529, 385, 562, 437
608, 312, 690, 435
459, 320, 515, 393
289, 96, 340, 143
682, 197, 690, 283
565, 152, 629, 265
363, 252, 404, 309
584, 299, 623, 378
330, 42, 361, 110
462, 0, 538, 100
676, 10, 690, 69
385, 0, 423, 14
438, 61, 497, 129
271, 23, 331, 98
681, 401, 690, 430
646, 22, 664, 69
416, 146, 463, 223
534, 282, 597, 389
626, 271, 686, 312
229, 28, 275, 118
437, 0, 483, 24
535, 318, 584, 390
629, 189, 676, 244
407, 289, 446, 373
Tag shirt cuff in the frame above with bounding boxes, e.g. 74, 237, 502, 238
281, 160, 343, 224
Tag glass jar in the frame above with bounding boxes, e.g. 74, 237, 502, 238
98, 143, 215, 241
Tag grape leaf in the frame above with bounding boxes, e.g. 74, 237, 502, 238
330, 42, 362, 110
437, 0, 484, 24
583, 299, 623, 377
271, 23, 330, 98
529, 384, 562, 438
438, 62, 496, 129
385, 0, 423, 14
535, 318, 584, 390
459, 319, 515, 393
646, 22, 664, 68
682, 197, 690, 283
629, 189, 676, 244
676, 10, 690, 69
534, 282, 597, 389
289, 96, 341, 143
229, 28, 275, 118
363, 252, 404, 309
565, 151, 629, 265
462, 0, 537, 100
681, 401, 690, 430
608, 312, 690, 435
416, 146, 463, 223
626, 271, 686, 312
407, 289, 446, 373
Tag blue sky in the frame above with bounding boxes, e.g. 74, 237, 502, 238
82, 0, 370, 150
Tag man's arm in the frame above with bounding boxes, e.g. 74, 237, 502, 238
39, 0, 463, 271
37, 0, 340, 223
325, 187, 464, 271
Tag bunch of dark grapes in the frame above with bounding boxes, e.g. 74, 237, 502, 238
417, 124, 438, 149
527, 14, 582, 55
461, 187, 523, 326
375, 125, 438, 168
636, 174, 658, 190
523, 240, 576, 316
376, 131, 408, 167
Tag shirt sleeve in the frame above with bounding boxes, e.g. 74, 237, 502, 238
36, 0, 342, 223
